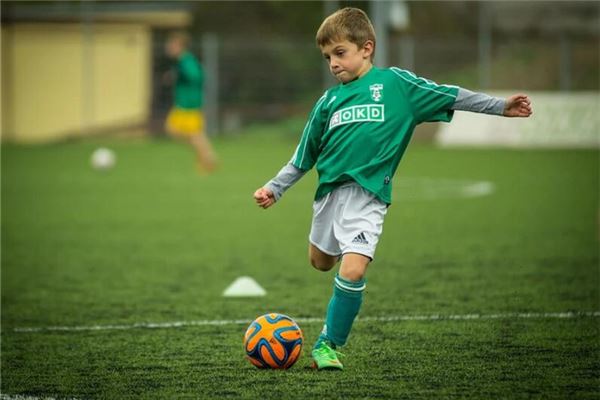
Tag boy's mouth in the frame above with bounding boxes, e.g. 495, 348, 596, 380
335, 71, 354, 82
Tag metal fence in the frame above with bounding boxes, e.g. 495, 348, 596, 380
150, 32, 599, 136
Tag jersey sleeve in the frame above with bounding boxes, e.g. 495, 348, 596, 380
390, 67, 459, 124
290, 92, 328, 170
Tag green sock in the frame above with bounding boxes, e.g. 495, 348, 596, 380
316, 274, 365, 348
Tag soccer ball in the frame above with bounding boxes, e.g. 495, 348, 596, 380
243, 313, 303, 369
90, 148, 116, 170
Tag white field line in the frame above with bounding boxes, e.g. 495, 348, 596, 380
0, 395, 80, 400
12, 311, 600, 334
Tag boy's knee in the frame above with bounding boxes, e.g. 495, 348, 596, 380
310, 256, 336, 272
339, 253, 370, 281
308, 245, 338, 271
339, 267, 365, 281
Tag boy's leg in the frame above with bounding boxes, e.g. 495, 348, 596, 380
312, 252, 369, 370
313, 184, 386, 370
165, 110, 194, 146
318, 252, 369, 347
309, 243, 338, 271
166, 108, 218, 173
189, 132, 218, 172
308, 191, 342, 270
338, 253, 370, 281
164, 108, 180, 137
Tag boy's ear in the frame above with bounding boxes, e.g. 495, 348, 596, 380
362, 40, 374, 59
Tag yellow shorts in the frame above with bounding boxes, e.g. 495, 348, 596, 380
165, 108, 204, 136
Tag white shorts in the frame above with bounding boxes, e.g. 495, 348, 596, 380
309, 182, 388, 260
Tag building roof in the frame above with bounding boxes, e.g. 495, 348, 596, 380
2, 1, 193, 27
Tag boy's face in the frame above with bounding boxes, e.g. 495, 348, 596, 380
165, 38, 184, 59
321, 39, 374, 84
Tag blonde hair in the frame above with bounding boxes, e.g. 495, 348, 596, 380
316, 7, 376, 59
168, 31, 190, 49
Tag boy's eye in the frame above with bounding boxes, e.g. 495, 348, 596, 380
336, 51, 345, 56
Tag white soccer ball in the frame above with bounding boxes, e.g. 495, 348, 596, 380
90, 148, 116, 170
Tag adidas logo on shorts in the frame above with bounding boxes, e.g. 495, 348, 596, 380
352, 232, 369, 245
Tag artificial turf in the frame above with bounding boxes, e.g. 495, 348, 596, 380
2, 123, 598, 399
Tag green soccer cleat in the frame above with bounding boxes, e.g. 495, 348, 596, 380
311, 340, 344, 370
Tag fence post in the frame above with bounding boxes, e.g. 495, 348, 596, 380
399, 35, 414, 71
371, 0, 389, 68
322, 0, 339, 89
559, 33, 572, 92
81, 1, 95, 136
478, 2, 491, 90
202, 33, 219, 136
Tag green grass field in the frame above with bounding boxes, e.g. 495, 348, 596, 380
2, 123, 599, 399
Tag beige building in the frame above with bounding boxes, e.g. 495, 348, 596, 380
1, 9, 190, 143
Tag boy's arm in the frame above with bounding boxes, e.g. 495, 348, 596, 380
265, 163, 307, 200
254, 92, 328, 209
452, 88, 532, 117
253, 163, 307, 209
179, 55, 203, 84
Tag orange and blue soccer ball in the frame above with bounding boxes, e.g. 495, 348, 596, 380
244, 313, 303, 369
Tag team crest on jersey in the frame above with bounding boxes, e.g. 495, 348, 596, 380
369, 84, 384, 102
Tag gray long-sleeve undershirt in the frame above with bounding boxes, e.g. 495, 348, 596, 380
452, 88, 505, 115
264, 88, 505, 201
264, 162, 307, 201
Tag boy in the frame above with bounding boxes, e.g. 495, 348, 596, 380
164, 31, 218, 173
253, 7, 532, 370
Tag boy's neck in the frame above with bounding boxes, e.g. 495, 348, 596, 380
359, 63, 374, 78
345, 63, 374, 84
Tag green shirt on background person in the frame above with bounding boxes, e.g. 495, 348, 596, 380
174, 51, 204, 109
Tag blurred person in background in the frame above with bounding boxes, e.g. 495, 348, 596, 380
164, 31, 218, 174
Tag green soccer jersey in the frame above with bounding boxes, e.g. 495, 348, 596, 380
174, 51, 204, 109
291, 66, 459, 204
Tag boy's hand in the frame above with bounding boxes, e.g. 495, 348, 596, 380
503, 94, 533, 117
253, 187, 276, 209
